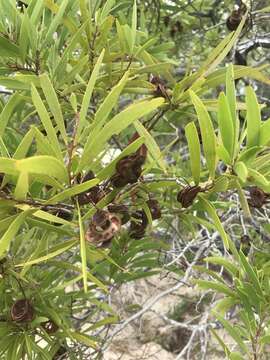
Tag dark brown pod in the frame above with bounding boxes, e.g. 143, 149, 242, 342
175, 20, 183, 32
147, 199, 161, 220
110, 174, 129, 188
240, 235, 250, 246
226, 10, 242, 31
86, 213, 121, 245
11, 299, 34, 322
248, 187, 266, 208
108, 204, 130, 225
92, 210, 111, 231
164, 16, 170, 27
177, 185, 201, 208
41, 320, 59, 334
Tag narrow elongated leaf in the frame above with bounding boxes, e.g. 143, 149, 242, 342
45, 178, 100, 204
196, 280, 236, 298
134, 120, 166, 172
131, 0, 137, 52
16, 156, 68, 183
14, 172, 29, 200
15, 240, 77, 267
31, 84, 62, 160
43, 0, 69, 46
40, 74, 68, 144
214, 312, 248, 354
218, 92, 234, 160
234, 161, 248, 183
77, 202, 88, 293
246, 86, 261, 148
259, 118, 270, 146
90, 70, 130, 138
0, 210, 32, 257
190, 91, 216, 179
79, 97, 164, 171
226, 64, 239, 159
0, 93, 21, 137
77, 49, 105, 139
13, 128, 35, 159
0, 35, 20, 58
185, 122, 201, 184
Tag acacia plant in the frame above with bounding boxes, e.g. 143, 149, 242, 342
0, 0, 269, 359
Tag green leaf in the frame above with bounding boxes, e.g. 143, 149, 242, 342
218, 92, 234, 160
185, 121, 201, 184
259, 118, 270, 146
77, 201, 88, 293
134, 120, 166, 172
70, 332, 97, 349
0, 210, 32, 258
14, 171, 29, 200
131, 0, 137, 53
234, 162, 248, 183
31, 84, 62, 161
43, 0, 70, 46
0, 93, 21, 137
204, 256, 239, 276
79, 97, 164, 171
196, 280, 236, 298
0, 34, 20, 58
45, 178, 100, 204
40, 74, 68, 144
214, 312, 248, 354
246, 86, 261, 148
17, 156, 68, 183
190, 90, 216, 179
226, 64, 239, 159
15, 240, 77, 267
90, 70, 130, 139
238, 251, 264, 297
199, 195, 237, 254
77, 49, 105, 140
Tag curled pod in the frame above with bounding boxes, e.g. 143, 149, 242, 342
177, 185, 201, 208
11, 299, 34, 322
147, 199, 161, 220
248, 187, 267, 208
86, 213, 121, 246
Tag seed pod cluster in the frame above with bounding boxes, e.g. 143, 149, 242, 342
111, 153, 146, 188
86, 210, 122, 246
11, 299, 34, 322
150, 75, 169, 100
177, 185, 201, 208
248, 187, 268, 208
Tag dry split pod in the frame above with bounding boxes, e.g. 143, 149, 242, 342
86, 210, 121, 246
177, 185, 201, 208
11, 299, 34, 322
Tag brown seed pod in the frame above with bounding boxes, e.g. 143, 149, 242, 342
112, 153, 145, 188
240, 234, 250, 246
248, 187, 267, 208
175, 20, 183, 32
41, 320, 59, 334
108, 204, 130, 224
147, 199, 161, 220
11, 299, 34, 322
177, 185, 201, 208
86, 213, 121, 246
226, 10, 242, 31
163, 16, 170, 27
